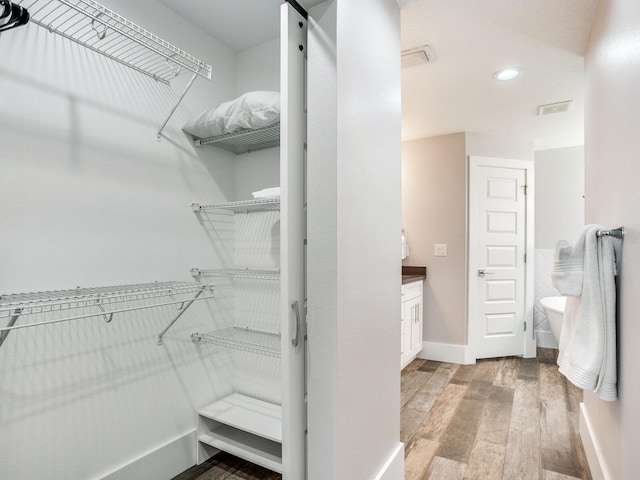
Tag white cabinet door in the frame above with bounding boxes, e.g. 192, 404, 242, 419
280, 4, 307, 479
404, 295, 422, 359
409, 297, 423, 358
400, 292, 406, 366
401, 280, 423, 369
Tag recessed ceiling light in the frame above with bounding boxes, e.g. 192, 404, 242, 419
494, 68, 522, 81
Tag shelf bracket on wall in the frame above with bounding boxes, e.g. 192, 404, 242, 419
0, 308, 22, 349
157, 70, 201, 140
157, 284, 211, 346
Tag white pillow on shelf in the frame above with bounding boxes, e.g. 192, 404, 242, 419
183, 91, 280, 139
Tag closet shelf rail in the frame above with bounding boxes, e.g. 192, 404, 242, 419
191, 198, 281, 214
0, 281, 214, 348
191, 327, 281, 358
191, 268, 281, 281
19, 0, 212, 85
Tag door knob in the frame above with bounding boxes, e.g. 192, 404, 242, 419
478, 269, 495, 277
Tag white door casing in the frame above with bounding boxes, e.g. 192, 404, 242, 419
280, 4, 307, 479
468, 156, 535, 360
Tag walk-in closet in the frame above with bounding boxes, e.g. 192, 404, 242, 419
0, 0, 306, 478
1, 1, 403, 479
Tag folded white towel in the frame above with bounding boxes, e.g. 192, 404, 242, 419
554, 225, 618, 401
252, 187, 280, 199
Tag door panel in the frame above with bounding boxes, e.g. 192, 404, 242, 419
471, 163, 526, 359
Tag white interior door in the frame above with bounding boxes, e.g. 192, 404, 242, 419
469, 156, 533, 360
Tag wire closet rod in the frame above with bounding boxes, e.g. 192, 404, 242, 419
596, 226, 624, 239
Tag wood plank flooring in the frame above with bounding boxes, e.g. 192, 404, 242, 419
174, 348, 591, 480
403, 349, 592, 480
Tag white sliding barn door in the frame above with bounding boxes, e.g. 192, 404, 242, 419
280, 4, 307, 479
468, 156, 535, 360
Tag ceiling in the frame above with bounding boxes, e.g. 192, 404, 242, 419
159, 0, 326, 52
402, 0, 598, 150
165, 0, 598, 151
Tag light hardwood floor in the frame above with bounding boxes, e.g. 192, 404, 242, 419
174, 348, 591, 480
402, 349, 592, 480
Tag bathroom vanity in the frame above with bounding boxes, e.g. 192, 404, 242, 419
401, 267, 426, 368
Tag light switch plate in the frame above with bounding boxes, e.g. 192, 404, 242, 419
434, 244, 448, 256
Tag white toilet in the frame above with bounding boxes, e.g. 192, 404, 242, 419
540, 296, 567, 344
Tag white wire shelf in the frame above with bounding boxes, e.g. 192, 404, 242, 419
191, 198, 281, 214
193, 123, 280, 154
190, 268, 280, 281
18, 0, 212, 85
0, 281, 214, 348
191, 327, 281, 358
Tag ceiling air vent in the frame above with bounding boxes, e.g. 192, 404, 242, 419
537, 100, 574, 116
402, 45, 436, 68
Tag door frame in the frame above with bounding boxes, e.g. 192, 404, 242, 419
466, 155, 536, 362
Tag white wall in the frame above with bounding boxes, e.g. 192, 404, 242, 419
535, 146, 585, 249
234, 38, 281, 201
465, 133, 534, 163
308, 0, 403, 479
533, 146, 584, 347
0, 1, 279, 479
402, 134, 467, 346
236, 37, 281, 95
582, 0, 640, 478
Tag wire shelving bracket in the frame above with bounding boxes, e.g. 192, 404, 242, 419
0, 281, 214, 349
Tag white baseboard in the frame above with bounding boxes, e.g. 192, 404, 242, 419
535, 330, 558, 349
418, 341, 473, 364
580, 403, 610, 480
99, 430, 197, 480
373, 443, 405, 480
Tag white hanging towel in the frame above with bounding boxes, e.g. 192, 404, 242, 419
552, 224, 617, 401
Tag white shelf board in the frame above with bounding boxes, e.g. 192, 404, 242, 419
198, 393, 282, 443
199, 429, 282, 474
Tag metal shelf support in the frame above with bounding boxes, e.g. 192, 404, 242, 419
157, 285, 209, 346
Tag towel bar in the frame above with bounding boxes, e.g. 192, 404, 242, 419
596, 226, 624, 239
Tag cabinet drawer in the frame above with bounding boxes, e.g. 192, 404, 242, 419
402, 281, 422, 300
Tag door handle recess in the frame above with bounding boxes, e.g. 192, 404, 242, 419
477, 269, 495, 277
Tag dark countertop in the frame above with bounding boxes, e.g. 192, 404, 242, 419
402, 266, 426, 284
